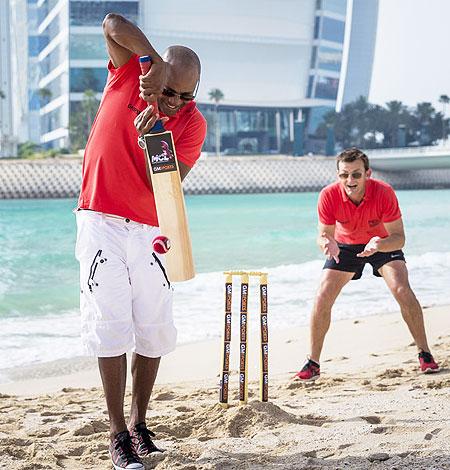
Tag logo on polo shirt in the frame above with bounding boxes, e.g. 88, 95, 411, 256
128, 104, 142, 115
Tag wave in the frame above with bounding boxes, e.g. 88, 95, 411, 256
1, 251, 449, 376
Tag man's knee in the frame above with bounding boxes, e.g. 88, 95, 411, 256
391, 282, 417, 306
315, 285, 338, 312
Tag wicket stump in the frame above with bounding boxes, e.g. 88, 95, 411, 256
219, 271, 269, 407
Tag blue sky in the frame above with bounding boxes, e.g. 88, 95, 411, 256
369, 0, 449, 113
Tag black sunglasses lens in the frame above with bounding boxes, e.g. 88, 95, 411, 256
162, 89, 176, 98
163, 88, 195, 101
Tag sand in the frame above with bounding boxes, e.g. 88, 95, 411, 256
0, 305, 449, 469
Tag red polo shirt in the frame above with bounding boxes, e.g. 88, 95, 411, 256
77, 54, 207, 226
318, 179, 402, 244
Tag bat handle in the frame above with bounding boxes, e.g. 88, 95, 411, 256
139, 55, 165, 133
139, 55, 152, 75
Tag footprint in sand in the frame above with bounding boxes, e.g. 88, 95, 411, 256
371, 426, 395, 434
72, 420, 109, 436
67, 446, 85, 457
153, 391, 177, 401
30, 427, 61, 438
174, 406, 194, 413
376, 368, 405, 379
360, 415, 382, 424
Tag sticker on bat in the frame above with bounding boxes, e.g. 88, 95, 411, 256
144, 133, 178, 174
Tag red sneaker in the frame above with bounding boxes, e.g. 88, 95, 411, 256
418, 351, 440, 374
294, 358, 320, 381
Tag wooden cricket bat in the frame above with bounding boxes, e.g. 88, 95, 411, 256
139, 56, 195, 282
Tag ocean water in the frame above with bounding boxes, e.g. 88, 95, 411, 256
1, 190, 450, 379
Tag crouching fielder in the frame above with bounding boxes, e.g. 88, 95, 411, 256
295, 147, 440, 382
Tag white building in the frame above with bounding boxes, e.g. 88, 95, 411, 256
26, 0, 42, 144
338, 0, 379, 108
28, 0, 377, 154
0, 0, 15, 157
144, 0, 351, 153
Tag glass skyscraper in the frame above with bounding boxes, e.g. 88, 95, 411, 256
37, 0, 139, 148
305, 0, 347, 138
0, 0, 14, 157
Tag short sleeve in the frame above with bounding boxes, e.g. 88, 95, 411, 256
318, 188, 336, 225
105, 54, 140, 89
380, 186, 402, 223
175, 112, 207, 168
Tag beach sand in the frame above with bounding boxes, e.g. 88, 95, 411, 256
0, 305, 449, 469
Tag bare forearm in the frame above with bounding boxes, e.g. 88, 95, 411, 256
317, 236, 327, 252
377, 233, 405, 252
103, 14, 162, 61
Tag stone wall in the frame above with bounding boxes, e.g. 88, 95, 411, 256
0, 156, 449, 199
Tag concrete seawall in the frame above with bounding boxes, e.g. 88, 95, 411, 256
1, 156, 449, 199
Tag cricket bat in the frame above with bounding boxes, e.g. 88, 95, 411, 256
139, 55, 195, 282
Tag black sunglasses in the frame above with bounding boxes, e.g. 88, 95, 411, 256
162, 81, 199, 102
338, 171, 364, 180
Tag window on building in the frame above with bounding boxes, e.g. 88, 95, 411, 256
316, 46, 342, 72
41, 45, 66, 78
197, 105, 293, 154
28, 91, 40, 111
310, 46, 317, 69
307, 76, 315, 98
70, 1, 139, 26
37, 5, 48, 24
322, 0, 347, 15
307, 106, 333, 135
70, 68, 108, 93
314, 76, 339, 100
321, 17, 345, 43
70, 34, 107, 60
314, 16, 321, 39
29, 36, 49, 56
41, 106, 62, 134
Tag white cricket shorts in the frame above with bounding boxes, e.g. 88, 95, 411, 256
75, 210, 176, 358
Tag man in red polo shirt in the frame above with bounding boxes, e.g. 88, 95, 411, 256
75, 13, 206, 470
295, 148, 439, 382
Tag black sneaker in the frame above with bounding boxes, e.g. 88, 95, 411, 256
109, 430, 144, 470
130, 422, 162, 457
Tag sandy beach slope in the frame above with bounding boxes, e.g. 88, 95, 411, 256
0, 305, 449, 469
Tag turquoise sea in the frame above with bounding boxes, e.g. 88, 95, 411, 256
1, 190, 450, 379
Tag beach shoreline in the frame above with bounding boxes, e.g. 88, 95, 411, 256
1, 305, 448, 469
1, 304, 448, 396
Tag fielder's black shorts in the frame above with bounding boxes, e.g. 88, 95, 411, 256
323, 243, 405, 280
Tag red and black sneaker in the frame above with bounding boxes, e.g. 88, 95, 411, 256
130, 422, 162, 457
109, 430, 143, 470
294, 358, 320, 382
418, 351, 440, 374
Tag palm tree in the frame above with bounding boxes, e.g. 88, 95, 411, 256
82, 89, 98, 132
69, 89, 100, 151
439, 94, 449, 142
208, 88, 224, 156
37, 88, 52, 105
